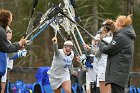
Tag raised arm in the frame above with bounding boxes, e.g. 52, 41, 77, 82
52, 37, 60, 56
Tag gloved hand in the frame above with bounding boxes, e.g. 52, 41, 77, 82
10, 49, 27, 60
18, 49, 27, 57
80, 54, 87, 62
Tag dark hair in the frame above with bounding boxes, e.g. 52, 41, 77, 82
102, 19, 115, 32
0, 9, 12, 29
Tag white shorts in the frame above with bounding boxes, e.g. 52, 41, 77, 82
48, 73, 70, 89
86, 68, 97, 90
1, 69, 7, 82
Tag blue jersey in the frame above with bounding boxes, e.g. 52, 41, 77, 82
0, 52, 8, 76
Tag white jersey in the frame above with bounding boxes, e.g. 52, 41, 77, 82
98, 36, 112, 81
48, 48, 74, 89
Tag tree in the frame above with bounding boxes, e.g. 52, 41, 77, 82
0, 0, 4, 9
3, 0, 140, 71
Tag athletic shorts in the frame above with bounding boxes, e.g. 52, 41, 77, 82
1, 69, 7, 82
110, 83, 124, 93
86, 68, 97, 90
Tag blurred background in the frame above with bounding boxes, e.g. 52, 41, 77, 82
0, 0, 140, 86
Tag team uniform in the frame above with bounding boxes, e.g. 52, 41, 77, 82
1, 40, 12, 83
1, 39, 27, 83
86, 55, 99, 90
97, 36, 112, 81
48, 44, 74, 89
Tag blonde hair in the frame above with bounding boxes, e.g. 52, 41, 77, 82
116, 14, 132, 27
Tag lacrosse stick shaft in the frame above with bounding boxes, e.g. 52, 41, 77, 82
63, 0, 88, 68
54, 30, 57, 37
25, 0, 38, 37
64, 6, 88, 56
30, 17, 56, 42
63, 13, 94, 38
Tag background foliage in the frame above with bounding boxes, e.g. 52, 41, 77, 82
0, 0, 140, 71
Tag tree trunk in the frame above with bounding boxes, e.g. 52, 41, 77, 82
92, 0, 98, 35
0, 0, 4, 9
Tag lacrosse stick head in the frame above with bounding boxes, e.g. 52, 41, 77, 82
47, 4, 64, 19
33, 12, 43, 27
